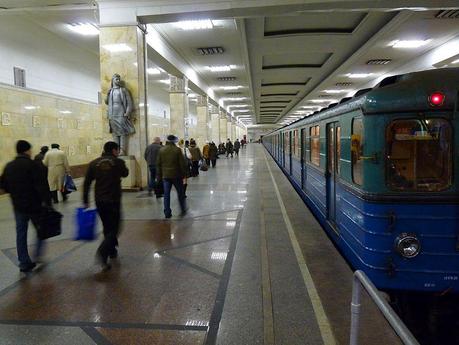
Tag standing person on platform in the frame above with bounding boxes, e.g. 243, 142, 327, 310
34, 146, 49, 164
241, 139, 245, 149
202, 141, 210, 166
189, 139, 203, 177
43, 143, 70, 204
144, 137, 162, 197
83, 141, 129, 270
234, 139, 241, 157
0, 140, 51, 272
226, 139, 234, 158
156, 135, 187, 219
178, 139, 191, 198
209, 142, 218, 168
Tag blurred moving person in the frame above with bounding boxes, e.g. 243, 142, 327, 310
209, 142, 218, 168
234, 139, 241, 157
43, 143, 70, 203
144, 136, 162, 197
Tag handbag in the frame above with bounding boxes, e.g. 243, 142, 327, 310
75, 207, 97, 241
200, 160, 208, 172
63, 174, 77, 193
37, 206, 63, 240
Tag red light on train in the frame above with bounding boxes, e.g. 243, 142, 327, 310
429, 92, 445, 106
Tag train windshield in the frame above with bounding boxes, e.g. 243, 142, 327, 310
386, 118, 452, 192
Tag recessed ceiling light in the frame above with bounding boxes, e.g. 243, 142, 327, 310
103, 43, 132, 53
24, 106, 38, 110
452, 59, 459, 64
68, 23, 99, 36
147, 68, 161, 75
346, 73, 373, 79
389, 40, 430, 49
59, 110, 72, 114
309, 99, 335, 103
323, 89, 349, 94
173, 20, 213, 31
366, 59, 392, 65
220, 86, 244, 90
159, 79, 171, 85
229, 104, 249, 108
207, 65, 236, 72
222, 97, 248, 101
336, 82, 353, 87
197, 46, 224, 55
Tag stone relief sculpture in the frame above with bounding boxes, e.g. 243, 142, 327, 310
105, 73, 135, 155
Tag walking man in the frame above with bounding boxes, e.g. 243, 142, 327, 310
43, 143, 70, 203
144, 137, 162, 197
83, 141, 129, 270
209, 142, 218, 168
156, 135, 187, 219
234, 139, 241, 157
0, 140, 51, 272
226, 139, 234, 158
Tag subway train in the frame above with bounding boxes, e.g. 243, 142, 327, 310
263, 68, 459, 295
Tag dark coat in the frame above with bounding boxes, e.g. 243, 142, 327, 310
226, 141, 234, 153
83, 153, 129, 204
188, 145, 202, 162
234, 140, 241, 151
0, 155, 51, 213
209, 143, 218, 160
156, 143, 187, 180
144, 143, 162, 166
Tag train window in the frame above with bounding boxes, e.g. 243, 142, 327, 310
310, 125, 320, 166
293, 129, 300, 158
352, 118, 364, 185
386, 118, 452, 192
284, 131, 290, 154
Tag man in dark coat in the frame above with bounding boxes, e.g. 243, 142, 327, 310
233, 139, 241, 157
0, 140, 51, 272
144, 136, 162, 197
83, 141, 129, 270
209, 142, 218, 168
156, 135, 187, 218
226, 139, 234, 158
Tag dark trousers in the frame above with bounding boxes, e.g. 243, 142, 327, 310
211, 159, 216, 168
51, 190, 67, 203
148, 165, 156, 192
205, 158, 210, 166
96, 201, 120, 261
234, 149, 239, 156
14, 210, 44, 269
191, 161, 199, 176
163, 178, 186, 217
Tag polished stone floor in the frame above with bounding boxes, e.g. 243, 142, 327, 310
0, 144, 400, 345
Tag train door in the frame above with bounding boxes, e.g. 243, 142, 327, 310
326, 122, 340, 230
301, 128, 305, 189
281, 132, 285, 167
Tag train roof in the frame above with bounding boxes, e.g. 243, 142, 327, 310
270, 67, 459, 134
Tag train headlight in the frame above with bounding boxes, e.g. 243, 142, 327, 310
395, 233, 421, 258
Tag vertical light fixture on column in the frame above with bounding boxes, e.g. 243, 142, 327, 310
219, 108, 228, 143
196, 95, 209, 146
210, 104, 220, 144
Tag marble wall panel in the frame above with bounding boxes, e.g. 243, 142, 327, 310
0, 84, 110, 173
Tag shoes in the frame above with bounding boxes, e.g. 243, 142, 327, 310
165, 214, 172, 219
109, 250, 118, 259
96, 252, 111, 271
20, 262, 36, 273
156, 194, 163, 199
180, 209, 188, 217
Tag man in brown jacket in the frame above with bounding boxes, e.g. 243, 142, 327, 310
156, 135, 187, 218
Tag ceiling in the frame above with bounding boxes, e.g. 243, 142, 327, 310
2, 1, 459, 127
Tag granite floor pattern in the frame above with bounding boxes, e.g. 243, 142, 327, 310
0, 144, 401, 345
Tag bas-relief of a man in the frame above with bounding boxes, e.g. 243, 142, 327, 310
105, 74, 135, 155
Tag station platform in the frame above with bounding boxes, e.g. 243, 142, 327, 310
0, 144, 401, 345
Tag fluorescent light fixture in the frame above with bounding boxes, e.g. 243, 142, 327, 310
452, 59, 459, 64
309, 99, 333, 103
207, 65, 236, 72
228, 104, 249, 108
389, 39, 430, 49
323, 89, 349, 94
24, 106, 37, 110
347, 73, 373, 79
159, 79, 171, 85
103, 43, 132, 53
147, 68, 161, 75
222, 97, 248, 101
301, 106, 320, 109
59, 110, 72, 114
220, 85, 243, 90
68, 23, 99, 36
173, 19, 213, 31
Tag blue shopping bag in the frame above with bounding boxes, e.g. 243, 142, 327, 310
75, 207, 97, 241
64, 174, 77, 193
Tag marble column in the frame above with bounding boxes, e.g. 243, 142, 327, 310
227, 118, 232, 141
99, 25, 148, 188
210, 105, 220, 144
196, 95, 209, 147
231, 119, 237, 141
219, 109, 228, 143
169, 75, 188, 140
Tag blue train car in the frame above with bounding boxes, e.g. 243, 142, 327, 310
263, 68, 459, 293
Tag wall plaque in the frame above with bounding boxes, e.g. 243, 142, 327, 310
1, 112, 11, 126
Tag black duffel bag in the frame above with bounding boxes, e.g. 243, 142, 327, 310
37, 206, 63, 240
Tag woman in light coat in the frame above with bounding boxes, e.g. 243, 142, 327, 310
43, 143, 70, 203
